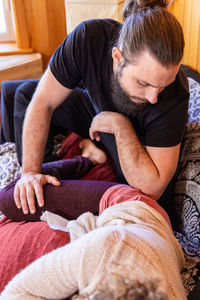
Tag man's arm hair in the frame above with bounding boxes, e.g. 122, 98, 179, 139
22, 67, 73, 174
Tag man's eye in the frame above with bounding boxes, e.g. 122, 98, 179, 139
138, 81, 148, 87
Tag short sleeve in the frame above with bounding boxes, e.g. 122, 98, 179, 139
49, 22, 86, 89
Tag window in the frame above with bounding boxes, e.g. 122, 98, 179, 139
0, 0, 15, 42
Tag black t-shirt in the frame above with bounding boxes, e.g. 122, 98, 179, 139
50, 18, 189, 147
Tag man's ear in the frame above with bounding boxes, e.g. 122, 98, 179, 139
112, 47, 123, 66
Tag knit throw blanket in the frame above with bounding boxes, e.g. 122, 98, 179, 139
40, 200, 186, 299
1, 201, 187, 300
41, 200, 183, 253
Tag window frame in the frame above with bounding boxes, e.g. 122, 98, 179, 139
0, 0, 15, 42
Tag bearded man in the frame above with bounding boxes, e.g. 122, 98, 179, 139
10, 0, 189, 217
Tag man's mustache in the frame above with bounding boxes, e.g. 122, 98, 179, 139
129, 95, 149, 104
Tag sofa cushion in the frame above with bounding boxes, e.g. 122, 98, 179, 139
174, 76, 200, 248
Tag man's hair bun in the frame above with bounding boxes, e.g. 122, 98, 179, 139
122, 0, 168, 20
118, 0, 183, 66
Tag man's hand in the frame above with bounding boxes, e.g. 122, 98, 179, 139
89, 111, 129, 141
14, 172, 60, 215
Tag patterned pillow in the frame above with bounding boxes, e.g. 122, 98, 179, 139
0, 143, 21, 191
174, 77, 200, 248
188, 78, 200, 123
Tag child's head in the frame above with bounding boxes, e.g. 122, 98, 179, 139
72, 262, 168, 300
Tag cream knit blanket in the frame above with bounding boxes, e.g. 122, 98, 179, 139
0, 201, 186, 300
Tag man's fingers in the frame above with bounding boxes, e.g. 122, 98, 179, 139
14, 185, 21, 209
26, 184, 37, 214
95, 133, 101, 141
89, 127, 95, 140
34, 182, 45, 208
19, 185, 29, 214
89, 128, 101, 141
45, 175, 61, 186
93, 132, 101, 141
33, 175, 60, 209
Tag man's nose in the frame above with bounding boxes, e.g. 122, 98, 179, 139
145, 88, 159, 104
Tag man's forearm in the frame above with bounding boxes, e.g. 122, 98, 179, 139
22, 99, 53, 174
90, 111, 179, 199
115, 121, 164, 199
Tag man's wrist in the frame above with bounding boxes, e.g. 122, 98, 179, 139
22, 168, 42, 175
114, 116, 134, 138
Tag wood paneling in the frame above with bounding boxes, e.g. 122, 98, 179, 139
11, 0, 67, 70
10, 0, 200, 73
30, 0, 67, 68
0, 43, 33, 55
12, 0, 31, 49
0, 53, 43, 89
168, 0, 200, 73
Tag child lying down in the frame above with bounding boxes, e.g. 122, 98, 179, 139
0, 183, 186, 300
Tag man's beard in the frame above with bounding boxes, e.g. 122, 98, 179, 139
110, 73, 150, 117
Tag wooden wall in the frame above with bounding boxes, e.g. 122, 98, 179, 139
168, 0, 200, 73
12, 0, 67, 69
11, 0, 200, 73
